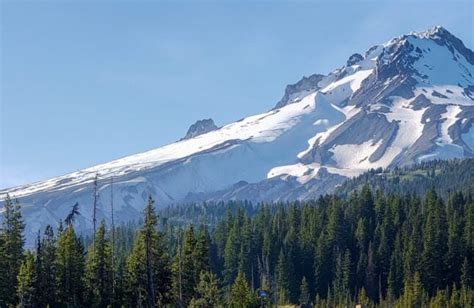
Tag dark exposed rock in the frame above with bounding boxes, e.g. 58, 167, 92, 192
347, 53, 364, 66
274, 74, 325, 109
182, 119, 218, 140
432, 90, 448, 99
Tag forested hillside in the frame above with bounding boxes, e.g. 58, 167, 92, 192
1, 181, 473, 307
157, 158, 474, 227
336, 158, 474, 199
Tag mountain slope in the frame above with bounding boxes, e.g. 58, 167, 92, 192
336, 158, 474, 198
1, 26, 473, 244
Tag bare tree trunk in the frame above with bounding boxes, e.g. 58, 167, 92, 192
110, 176, 115, 307
92, 174, 98, 257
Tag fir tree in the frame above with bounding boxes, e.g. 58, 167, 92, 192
172, 225, 197, 305
39, 225, 57, 306
227, 272, 257, 308
17, 251, 36, 308
189, 270, 220, 307
56, 224, 86, 307
126, 196, 172, 306
299, 276, 310, 307
421, 189, 448, 292
86, 220, 113, 307
0, 195, 25, 306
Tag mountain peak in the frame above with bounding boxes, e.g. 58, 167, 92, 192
182, 118, 218, 140
411, 25, 448, 38
3, 27, 473, 247
389, 26, 473, 65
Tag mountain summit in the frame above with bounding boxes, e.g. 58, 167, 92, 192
2, 26, 473, 244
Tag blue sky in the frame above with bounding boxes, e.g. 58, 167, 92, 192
1, 0, 473, 189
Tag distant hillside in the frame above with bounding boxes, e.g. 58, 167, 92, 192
336, 158, 474, 198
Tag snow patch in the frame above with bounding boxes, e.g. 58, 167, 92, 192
438, 105, 462, 144
330, 139, 383, 170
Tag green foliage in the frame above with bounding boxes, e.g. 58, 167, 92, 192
338, 158, 474, 199
299, 276, 310, 306
56, 224, 86, 307
189, 270, 220, 307
0, 195, 25, 306
17, 251, 35, 307
85, 220, 113, 307
126, 196, 172, 306
1, 158, 474, 307
38, 225, 58, 306
227, 272, 257, 308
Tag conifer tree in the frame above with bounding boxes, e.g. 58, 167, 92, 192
421, 189, 448, 292
194, 225, 211, 277
86, 220, 113, 307
33, 231, 43, 306
387, 234, 403, 300
276, 249, 292, 304
227, 272, 257, 308
299, 276, 310, 307
333, 249, 351, 304
189, 270, 220, 307
172, 225, 197, 305
399, 271, 425, 307
126, 196, 172, 306
17, 251, 36, 308
56, 224, 86, 306
0, 195, 25, 306
461, 257, 473, 289
365, 242, 378, 301
38, 225, 57, 306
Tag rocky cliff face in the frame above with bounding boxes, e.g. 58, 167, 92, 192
1, 26, 473, 245
182, 119, 218, 140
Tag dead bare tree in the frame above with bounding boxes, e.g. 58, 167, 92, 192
110, 176, 116, 307
92, 173, 98, 256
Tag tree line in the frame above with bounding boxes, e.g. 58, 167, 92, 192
0, 185, 473, 307
337, 158, 474, 199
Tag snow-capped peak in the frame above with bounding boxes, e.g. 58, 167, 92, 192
2, 27, 473, 247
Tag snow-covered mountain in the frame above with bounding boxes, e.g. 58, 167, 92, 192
2, 26, 473, 245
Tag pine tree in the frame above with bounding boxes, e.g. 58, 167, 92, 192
314, 229, 331, 298
399, 271, 425, 307
86, 220, 113, 307
56, 224, 86, 306
461, 257, 473, 289
421, 189, 448, 292
17, 251, 36, 308
223, 211, 242, 286
39, 225, 57, 306
0, 195, 25, 306
299, 276, 310, 307
333, 249, 351, 304
33, 231, 43, 307
227, 272, 257, 308
276, 249, 290, 304
189, 270, 220, 307
365, 242, 378, 301
0, 235, 7, 306
126, 196, 172, 306
194, 225, 211, 277
387, 234, 403, 300
172, 225, 197, 305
